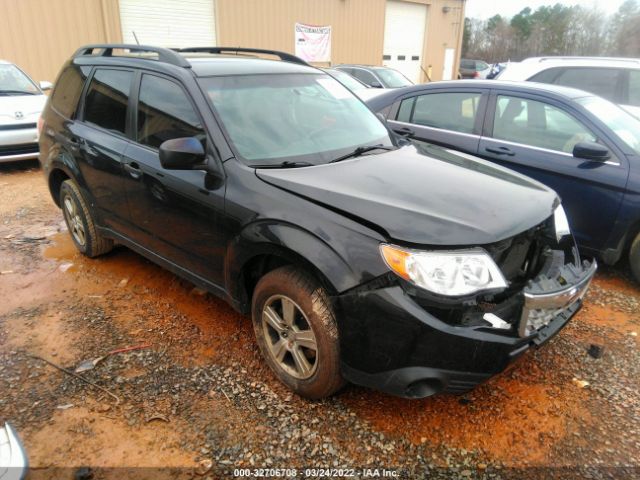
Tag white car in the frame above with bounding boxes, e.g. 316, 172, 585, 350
498, 56, 640, 119
0, 60, 52, 163
322, 68, 389, 101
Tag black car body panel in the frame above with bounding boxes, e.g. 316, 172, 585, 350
40, 47, 596, 399
257, 143, 557, 245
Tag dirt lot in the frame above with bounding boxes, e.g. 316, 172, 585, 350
1, 161, 639, 479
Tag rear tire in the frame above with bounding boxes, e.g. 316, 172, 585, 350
59, 180, 113, 258
629, 233, 640, 283
251, 266, 344, 399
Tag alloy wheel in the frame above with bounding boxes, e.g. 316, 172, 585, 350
63, 194, 86, 246
261, 294, 318, 379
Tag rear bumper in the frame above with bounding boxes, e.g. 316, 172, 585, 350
337, 260, 596, 399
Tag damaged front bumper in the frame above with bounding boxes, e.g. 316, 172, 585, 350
337, 258, 597, 399
0, 423, 28, 480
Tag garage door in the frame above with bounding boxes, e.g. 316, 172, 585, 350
383, 0, 427, 84
119, 0, 216, 48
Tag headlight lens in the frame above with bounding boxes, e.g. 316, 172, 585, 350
380, 244, 508, 296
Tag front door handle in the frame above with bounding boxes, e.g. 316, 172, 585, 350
485, 146, 515, 156
124, 161, 143, 179
396, 126, 415, 137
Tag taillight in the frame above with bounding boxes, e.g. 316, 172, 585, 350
473, 71, 480, 78
37, 116, 44, 136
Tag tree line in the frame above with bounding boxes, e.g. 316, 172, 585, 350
462, 0, 640, 63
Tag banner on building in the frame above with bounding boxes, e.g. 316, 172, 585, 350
294, 23, 331, 62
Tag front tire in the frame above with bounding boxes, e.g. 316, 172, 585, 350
59, 180, 113, 258
251, 266, 344, 399
629, 233, 640, 283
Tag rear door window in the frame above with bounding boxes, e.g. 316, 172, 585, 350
351, 69, 377, 86
50, 66, 91, 119
136, 74, 204, 149
398, 92, 481, 134
492, 95, 596, 153
83, 69, 133, 135
628, 70, 640, 107
545, 67, 622, 103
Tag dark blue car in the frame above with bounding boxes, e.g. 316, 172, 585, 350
367, 80, 640, 281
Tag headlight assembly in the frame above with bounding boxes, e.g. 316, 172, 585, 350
553, 204, 571, 243
380, 244, 508, 296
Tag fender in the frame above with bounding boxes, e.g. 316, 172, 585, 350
225, 220, 385, 306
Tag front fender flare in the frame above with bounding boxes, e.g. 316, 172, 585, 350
226, 221, 365, 304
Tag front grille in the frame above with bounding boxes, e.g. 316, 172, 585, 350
0, 143, 39, 156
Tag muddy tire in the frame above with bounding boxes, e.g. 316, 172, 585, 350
59, 179, 113, 258
251, 266, 344, 399
630, 233, 640, 283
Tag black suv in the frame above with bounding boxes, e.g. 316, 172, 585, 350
40, 44, 596, 399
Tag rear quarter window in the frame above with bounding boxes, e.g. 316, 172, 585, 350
50, 65, 91, 118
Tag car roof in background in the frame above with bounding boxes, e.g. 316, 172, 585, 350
364, 79, 597, 110
0, 59, 12, 65
520, 56, 640, 68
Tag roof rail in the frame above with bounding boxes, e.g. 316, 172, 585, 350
73, 44, 192, 68
178, 47, 309, 66
536, 56, 640, 64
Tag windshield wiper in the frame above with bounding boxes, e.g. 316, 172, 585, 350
0, 90, 37, 96
329, 145, 394, 164
252, 161, 315, 169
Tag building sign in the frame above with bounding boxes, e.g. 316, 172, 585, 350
294, 23, 331, 62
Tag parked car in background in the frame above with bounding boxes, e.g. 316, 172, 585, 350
459, 59, 491, 79
367, 80, 640, 281
0, 422, 28, 480
0, 60, 52, 163
334, 65, 413, 88
321, 68, 388, 101
40, 44, 595, 400
497, 57, 640, 119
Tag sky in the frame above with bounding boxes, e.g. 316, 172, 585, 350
465, 0, 627, 19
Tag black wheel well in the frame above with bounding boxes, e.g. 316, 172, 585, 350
239, 251, 336, 313
48, 168, 70, 208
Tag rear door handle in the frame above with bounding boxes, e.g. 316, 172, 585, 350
124, 161, 143, 179
485, 146, 515, 156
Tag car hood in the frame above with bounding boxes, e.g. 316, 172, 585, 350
256, 143, 559, 245
0, 94, 46, 125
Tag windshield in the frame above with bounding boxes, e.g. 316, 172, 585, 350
577, 96, 640, 155
374, 68, 413, 88
0, 64, 39, 95
325, 69, 368, 91
200, 73, 391, 165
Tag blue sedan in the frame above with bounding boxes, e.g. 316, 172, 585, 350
366, 80, 640, 281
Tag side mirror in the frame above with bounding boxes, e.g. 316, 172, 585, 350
159, 137, 205, 170
370, 81, 383, 88
573, 142, 610, 161
39, 81, 53, 91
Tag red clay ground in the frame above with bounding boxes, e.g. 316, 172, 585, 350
1, 161, 638, 479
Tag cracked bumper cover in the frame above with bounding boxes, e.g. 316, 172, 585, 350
337, 259, 597, 399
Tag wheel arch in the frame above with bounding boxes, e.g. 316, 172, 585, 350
226, 222, 361, 314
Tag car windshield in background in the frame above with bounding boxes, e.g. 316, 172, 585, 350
0, 64, 39, 95
325, 69, 368, 91
200, 73, 391, 165
577, 96, 640, 155
374, 68, 413, 87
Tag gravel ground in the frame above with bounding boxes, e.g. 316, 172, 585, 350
0, 161, 639, 480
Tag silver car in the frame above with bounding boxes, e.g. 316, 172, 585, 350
0, 423, 27, 480
0, 60, 51, 163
